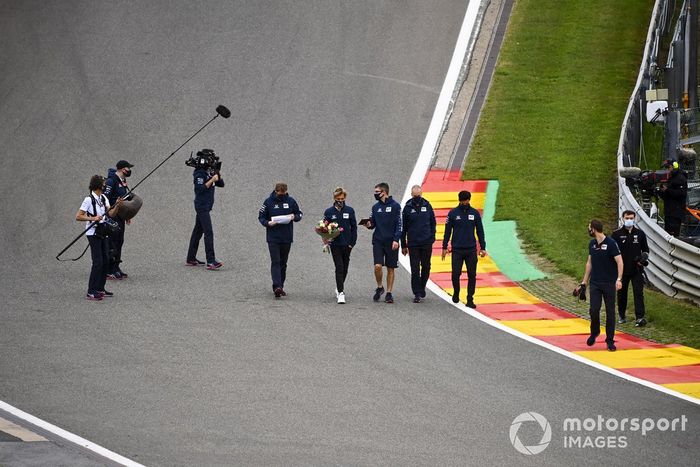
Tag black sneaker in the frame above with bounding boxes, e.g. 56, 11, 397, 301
451, 293, 460, 304
98, 290, 114, 298
274, 287, 284, 298
186, 259, 205, 266
413, 295, 421, 303
618, 317, 626, 324
373, 287, 385, 302
607, 342, 617, 352
385, 292, 394, 304
466, 301, 476, 309
117, 271, 128, 279
106, 272, 122, 280
586, 334, 599, 346
635, 318, 647, 327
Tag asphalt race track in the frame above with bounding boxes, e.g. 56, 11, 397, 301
0, 1, 698, 465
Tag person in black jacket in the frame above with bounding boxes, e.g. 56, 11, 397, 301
611, 210, 649, 327
401, 185, 436, 303
363, 182, 402, 304
186, 155, 224, 270
259, 182, 303, 298
660, 160, 688, 237
323, 187, 357, 304
441, 190, 486, 309
104, 160, 133, 279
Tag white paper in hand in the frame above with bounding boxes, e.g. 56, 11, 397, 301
271, 215, 292, 225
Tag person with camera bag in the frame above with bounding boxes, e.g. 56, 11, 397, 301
660, 160, 688, 237
186, 149, 224, 270
76, 175, 122, 300
104, 160, 134, 280
575, 219, 623, 351
611, 210, 649, 327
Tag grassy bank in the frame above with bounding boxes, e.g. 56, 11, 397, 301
466, 0, 700, 347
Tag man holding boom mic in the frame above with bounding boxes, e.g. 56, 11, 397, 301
186, 149, 224, 270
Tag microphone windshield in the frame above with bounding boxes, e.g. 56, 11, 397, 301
216, 105, 231, 119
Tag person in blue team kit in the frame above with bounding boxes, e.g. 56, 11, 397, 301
401, 184, 436, 303
442, 190, 486, 309
259, 182, 303, 298
323, 187, 357, 304
186, 150, 224, 270
104, 160, 133, 279
575, 219, 624, 352
363, 182, 402, 304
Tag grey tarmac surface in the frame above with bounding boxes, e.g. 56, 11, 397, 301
0, 1, 698, 465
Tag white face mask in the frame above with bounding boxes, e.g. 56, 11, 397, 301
623, 219, 634, 228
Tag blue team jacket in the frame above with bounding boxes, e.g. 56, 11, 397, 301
369, 196, 402, 246
401, 197, 436, 248
323, 204, 357, 247
259, 192, 303, 243
442, 204, 486, 251
104, 168, 129, 205
193, 168, 224, 211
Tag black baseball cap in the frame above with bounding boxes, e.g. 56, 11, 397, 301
116, 160, 134, 169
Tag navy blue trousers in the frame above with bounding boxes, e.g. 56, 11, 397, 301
187, 210, 216, 264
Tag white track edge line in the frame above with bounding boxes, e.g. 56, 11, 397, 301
398, 0, 700, 407
0, 400, 145, 466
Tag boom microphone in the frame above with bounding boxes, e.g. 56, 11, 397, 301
216, 105, 231, 119
619, 166, 642, 179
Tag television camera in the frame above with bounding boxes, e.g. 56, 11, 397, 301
186, 148, 222, 175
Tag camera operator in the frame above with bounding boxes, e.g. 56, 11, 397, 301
76, 175, 122, 300
104, 160, 134, 280
186, 149, 224, 270
660, 160, 688, 236
611, 210, 649, 327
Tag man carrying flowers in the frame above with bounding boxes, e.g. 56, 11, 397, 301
322, 187, 357, 304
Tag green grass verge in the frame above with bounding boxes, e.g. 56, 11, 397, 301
465, 0, 700, 347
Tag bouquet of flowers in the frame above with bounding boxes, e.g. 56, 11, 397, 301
314, 219, 344, 253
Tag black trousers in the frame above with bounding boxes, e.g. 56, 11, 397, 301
330, 245, 352, 293
269, 242, 291, 290
664, 216, 682, 237
187, 210, 215, 264
88, 235, 110, 294
589, 282, 616, 343
451, 248, 478, 302
108, 217, 126, 273
618, 269, 645, 319
408, 245, 432, 296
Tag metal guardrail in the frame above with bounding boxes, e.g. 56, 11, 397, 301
618, 0, 700, 305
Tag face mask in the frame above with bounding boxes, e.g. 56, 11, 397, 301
334, 200, 345, 209
412, 195, 421, 203
374, 193, 382, 201
123, 168, 131, 178
623, 219, 634, 228
588, 228, 595, 237
276, 193, 285, 200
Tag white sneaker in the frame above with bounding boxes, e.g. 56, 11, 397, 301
337, 292, 346, 304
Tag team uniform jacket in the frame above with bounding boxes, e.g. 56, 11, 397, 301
369, 196, 402, 246
323, 205, 357, 247
611, 226, 649, 276
442, 204, 486, 251
259, 192, 303, 243
104, 168, 129, 206
193, 168, 224, 212
401, 197, 436, 248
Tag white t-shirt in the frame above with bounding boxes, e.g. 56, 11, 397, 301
80, 192, 111, 236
